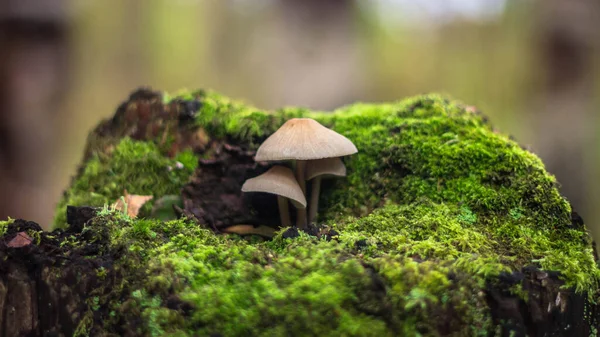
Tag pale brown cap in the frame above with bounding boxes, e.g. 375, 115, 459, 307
241, 165, 306, 208
255, 118, 358, 161
305, 157, 347, 181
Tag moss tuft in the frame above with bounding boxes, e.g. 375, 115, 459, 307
53, 138, 196, 227
0, 217, 14, 236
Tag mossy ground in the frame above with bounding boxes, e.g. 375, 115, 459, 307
49, 90, 599, 336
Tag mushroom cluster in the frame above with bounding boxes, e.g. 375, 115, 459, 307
241, 118, 357, 229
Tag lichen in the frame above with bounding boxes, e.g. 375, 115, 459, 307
55, 89, 599, 336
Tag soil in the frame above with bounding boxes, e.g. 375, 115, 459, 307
181, 142, 282, 231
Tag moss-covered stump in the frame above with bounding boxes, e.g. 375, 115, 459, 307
1, 88, 599, 336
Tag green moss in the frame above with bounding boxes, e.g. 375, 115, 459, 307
61, 90, 599, 335
73, 310, 93, 337
166, 90, 311, 147
188, 91, 593, 289
333, 201, 599, 292
337, 202, 506, 278
0, 217, 14, 236
53, 138, 196, 228
159, 239, 388, 336
80, 204, 496, 336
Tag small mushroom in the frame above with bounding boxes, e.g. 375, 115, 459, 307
305, 157, 346, 224
241, 165, 306, 227
255, 118, 357, 228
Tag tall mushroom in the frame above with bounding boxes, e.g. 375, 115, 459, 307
305, 157, 346, 224
255, 118, 357, 228
241, 165, 306, 227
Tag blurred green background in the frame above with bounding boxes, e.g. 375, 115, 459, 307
0, 0, 598, 239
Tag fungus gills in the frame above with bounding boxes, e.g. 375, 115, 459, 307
241, 165, 306, 228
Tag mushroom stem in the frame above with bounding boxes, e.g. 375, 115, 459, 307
295, 160, 307, 228
277, 195, 291, 227
295, 160, 307, 194
308, 176, 322, 224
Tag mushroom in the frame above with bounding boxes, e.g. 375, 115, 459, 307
255, 118, 357, 228
305, 157, 346, 224
241, 165, 306, 227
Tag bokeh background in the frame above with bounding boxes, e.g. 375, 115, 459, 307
0, 0, 599, 239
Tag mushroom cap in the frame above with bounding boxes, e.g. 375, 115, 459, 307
305, 157, 347, 181
241, 165, 307, 208
255, 118, 358, 161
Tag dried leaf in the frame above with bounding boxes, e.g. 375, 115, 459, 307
465, 105, 478, 113
112, 190, 153, 218
8, 232, 32, 248
222, 224, 276, 238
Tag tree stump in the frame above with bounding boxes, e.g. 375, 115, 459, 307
1, 88, 598, 336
